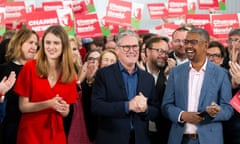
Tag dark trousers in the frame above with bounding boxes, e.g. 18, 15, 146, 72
182, 135, 199, 144
129, 130, 135, 144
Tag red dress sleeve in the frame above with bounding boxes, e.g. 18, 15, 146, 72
14, 60, 34, 98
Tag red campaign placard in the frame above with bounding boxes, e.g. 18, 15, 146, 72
230, 91, 240, 113
168, 0, 188, 18
147, 3, 167, 19
156, 23, 181, 40
0, 11, 4, 26
42, 1, 64, 11
185, 14, 210, 28
105, 0, 132, 27
75, 13, 102, 38
198, 0, 219, 9
25, 11, 60, 37
211, 14, 239, 40
72, 0, 88, 14
188, 0, 197, 14
5, 1, 26, 24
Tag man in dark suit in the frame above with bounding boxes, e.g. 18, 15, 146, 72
144, 36, 175, 144
91, 30, 159, 144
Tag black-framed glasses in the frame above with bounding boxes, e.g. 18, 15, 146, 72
118, 45, 139, 52
226, 39, 240, 44
184, 39, 206, 46
206, 53, 222, 59
149, 48, 169, 55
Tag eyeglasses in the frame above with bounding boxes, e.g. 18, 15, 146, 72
184, 39, 206, 46
149, 48, 169, 55
226, 39, 240, 44
173, 39, 185, 44
87, 57, 99, 62
118, 45, 139, 52
206, 53, 222, 59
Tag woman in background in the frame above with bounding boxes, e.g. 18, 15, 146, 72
0, 29, 39, 144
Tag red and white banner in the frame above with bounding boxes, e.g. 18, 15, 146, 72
198, 0, 218, 9
156, 23, 181, 40
42, 1, 64, 11
5, 1, 27, 24
25, 11, 60, 37
186, 14, 210, 29
75, 13, 102, 38
168, 0, 188, 18
211, 14, 239, 40
105, 0, 132, 27
147, 3, 167, 19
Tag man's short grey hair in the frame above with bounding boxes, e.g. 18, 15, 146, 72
115, 29, 139, 45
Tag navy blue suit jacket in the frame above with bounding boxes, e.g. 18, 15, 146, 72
92, 62, 159, 144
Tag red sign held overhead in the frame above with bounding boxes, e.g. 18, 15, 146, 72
168, 0, 188, 18
198, 0, 219, 9
25, 11, 60, 37
105, 0, 132, 27
147, 3, 167, 19
42, 1, 64, 11
211, 14, 239, 40
75, 13, 102, 38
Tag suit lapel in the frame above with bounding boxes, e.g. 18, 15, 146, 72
182, 63, 190, 110
198, 62, 214, 109
112, 63, 128, 99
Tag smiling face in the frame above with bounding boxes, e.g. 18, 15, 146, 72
44, 33, 62, 61
20, 34, 38, 62
184, 32, 208, 63
146, 40, 169, 67
116, 35, 139, 68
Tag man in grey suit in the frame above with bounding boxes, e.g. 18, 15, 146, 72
162, 28, 233, 144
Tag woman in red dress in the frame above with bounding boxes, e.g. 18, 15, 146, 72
14, 25, 78, 144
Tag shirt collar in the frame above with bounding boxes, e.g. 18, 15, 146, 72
118, 61, 138, 74
189, 59, 207, 72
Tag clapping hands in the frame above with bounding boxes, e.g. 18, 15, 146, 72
129, 92, 147, 113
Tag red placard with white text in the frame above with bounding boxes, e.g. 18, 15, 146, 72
186, 14, 210, 29
168, 0, 188, 18
105, 0, 132, 27
5, 1, 26, 24
72, 0, 88, 14
198, 0, 219, 9
147, 3, 167, 19
25, 11, 60, 37
211, 14, 239, 40
156, 23, 181, 41
75, 13, 102, 38
42, 1, 64, 11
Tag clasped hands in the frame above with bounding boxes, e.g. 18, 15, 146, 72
51, 94, 69, 115
129, 92, 147, 113
181, 102, 221, 124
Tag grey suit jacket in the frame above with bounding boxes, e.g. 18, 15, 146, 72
162, 61, 233, 144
